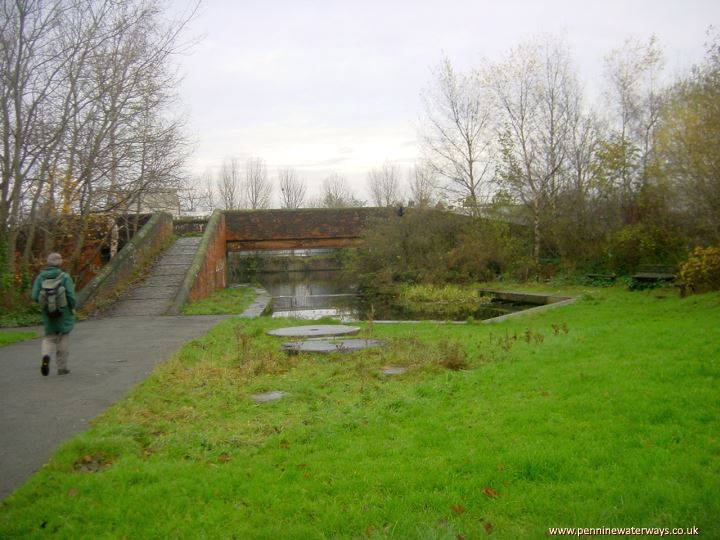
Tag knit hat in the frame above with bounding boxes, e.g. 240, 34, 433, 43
47, 253, 63, 267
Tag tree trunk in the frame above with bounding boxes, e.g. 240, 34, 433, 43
533, 200, 541, 264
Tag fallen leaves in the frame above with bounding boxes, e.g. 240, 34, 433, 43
451, 504, 466, 514
482, 486, 499, 498
73, 453, 111, 473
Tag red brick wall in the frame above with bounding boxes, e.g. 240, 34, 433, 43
224, 208, 384, 247
189, 212, 227, 302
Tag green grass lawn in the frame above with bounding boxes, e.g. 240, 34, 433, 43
181, 285, 256, 315
1, 286, 718, 538
0, 330, 38, 347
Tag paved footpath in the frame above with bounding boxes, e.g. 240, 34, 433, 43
0, 314, 229, 500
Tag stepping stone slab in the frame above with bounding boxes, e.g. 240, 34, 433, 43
267, 324, 360, 338
381, 366, 408, 375
281, 339, 384, 354
251, 391, 288, 403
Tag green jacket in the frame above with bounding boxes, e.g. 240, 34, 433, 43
31, 267, 77, 335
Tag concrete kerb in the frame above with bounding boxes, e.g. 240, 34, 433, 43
76, 213, 173, 311
238, 285, 272, 318
166, 209, 223, 316
371, 291, 577, 325
480, 296, 577, 324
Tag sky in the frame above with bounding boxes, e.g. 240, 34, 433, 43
169, 0, 719, 204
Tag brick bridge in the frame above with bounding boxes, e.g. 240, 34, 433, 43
79, 208, 392, 314
175, 207, 389, 306
223, 207, 384, 251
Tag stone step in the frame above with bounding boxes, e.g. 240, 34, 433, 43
165, 249, 198, 257
107, 298, 171, 317
157, 255, 196, 265
142, 275, 184, 287
105, 235, 202, 316
152, 265, 191, 277
124, 286, 179, 301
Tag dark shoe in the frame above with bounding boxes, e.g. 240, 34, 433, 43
58, 369, 70, 375
41, 355, 50, 376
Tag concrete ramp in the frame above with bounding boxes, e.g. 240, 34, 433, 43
105, 237, 202, 316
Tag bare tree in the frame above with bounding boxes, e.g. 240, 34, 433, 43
603, 35, 665, 197
489, 35, 581, 262
0, 0, 70, 274
245, 157, 272, 209
1, 0, 196, 277
179, 173, 213, 215
318, 173, 363, 208
408, 164, 439, 207
216, 158, 242, 209
420, 56, 494, 214
367, 161, 403, 207
657, 30, 720, 243
278, 166, 306, 208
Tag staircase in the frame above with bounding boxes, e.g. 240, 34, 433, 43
105, 237, 202, 316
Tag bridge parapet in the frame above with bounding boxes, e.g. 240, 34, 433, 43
166, 209, 226, 314
77, 213, 174, 312
224, 208, 384, 251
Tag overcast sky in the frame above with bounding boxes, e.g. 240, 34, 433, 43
170, 0, 719, 203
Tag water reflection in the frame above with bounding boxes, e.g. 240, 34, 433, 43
254, 270, 359, 321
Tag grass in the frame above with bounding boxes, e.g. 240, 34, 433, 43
1, 286, 718, 538
181, 285, 256, 315
0, 330, 38, 347
395, 284, 492, 320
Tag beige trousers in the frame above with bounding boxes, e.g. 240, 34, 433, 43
41, 333, 70, 372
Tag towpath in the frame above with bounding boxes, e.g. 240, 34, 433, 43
0, 314, 231, 500
0, 236, 228, 499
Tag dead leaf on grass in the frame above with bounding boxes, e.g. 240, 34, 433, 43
451, 504, 466, 514
67, 488, 78, 497
484, 521, 494, 534
482, 486, 499, 498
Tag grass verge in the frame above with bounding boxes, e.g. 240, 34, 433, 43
1, 286, 718, 539
0, 330, 38, 347
181, 286, 256, 315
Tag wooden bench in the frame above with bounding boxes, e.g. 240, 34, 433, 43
630, 265, 675, 289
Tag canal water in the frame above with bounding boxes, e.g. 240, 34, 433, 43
227, 250, 539, 321
258, 269, 359, 321
227, 249, 360, 321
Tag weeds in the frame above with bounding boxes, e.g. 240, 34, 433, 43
551, 322, 569, 336
436, 340, 469, 371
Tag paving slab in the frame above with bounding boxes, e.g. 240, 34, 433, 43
267, 324, 360, 337
281, 338, 384, 354
0, 314, 228, 500
381, 366, 408, 375
250, 391, 288, 403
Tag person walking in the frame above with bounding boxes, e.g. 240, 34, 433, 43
31, 253, 76, 376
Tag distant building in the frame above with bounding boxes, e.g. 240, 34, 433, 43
134, 189, 181, 218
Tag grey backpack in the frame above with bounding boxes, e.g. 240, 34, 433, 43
39, 273, 68, 318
